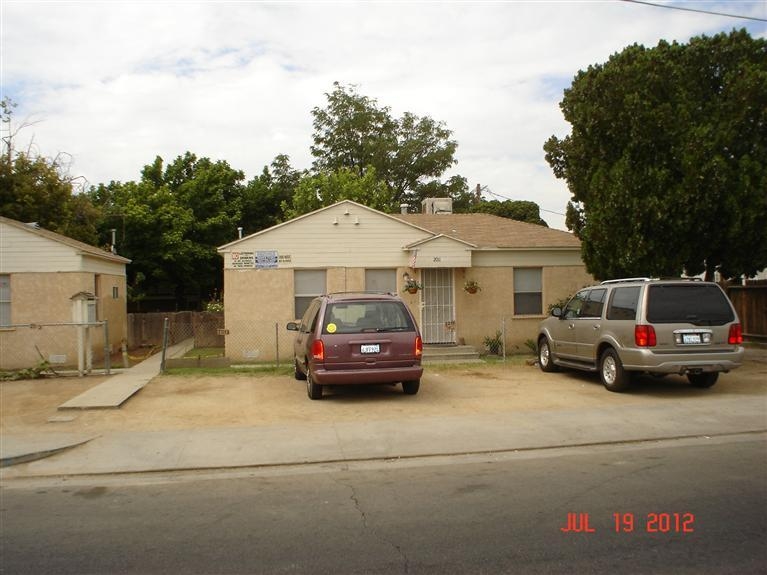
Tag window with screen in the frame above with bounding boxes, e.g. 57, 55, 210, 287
294, 270, 326, 319
0, 275, 10, 326
365, 269, 396, 294
514, 268, 542, 315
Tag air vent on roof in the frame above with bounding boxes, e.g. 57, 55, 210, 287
421, 198, 453, 215
25, 222, 41, 229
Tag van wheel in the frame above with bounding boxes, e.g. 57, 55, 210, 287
600, 348, 631, 392
538, 337, 558, 372
688, 372, 719, 388
402, 380, 420, 395
307, 369, 323, 400
294, 360, 307, 381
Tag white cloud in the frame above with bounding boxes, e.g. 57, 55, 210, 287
3, 1, 765, 229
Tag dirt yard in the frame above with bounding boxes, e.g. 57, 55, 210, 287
2, 359, 766, 436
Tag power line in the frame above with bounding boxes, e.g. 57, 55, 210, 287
621, 0, 767, 23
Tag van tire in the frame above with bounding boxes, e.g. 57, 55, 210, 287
402, 380, 420, 395
600, 348, 631, 392
307, 369, 323, 400
688, 372, 719, 388
294, 360, 307, 381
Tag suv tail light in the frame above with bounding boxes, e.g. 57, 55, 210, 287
311, 339, 325, 361
415, 335, 423, 358
635, 325, 657, 347
728, 323, 743, 345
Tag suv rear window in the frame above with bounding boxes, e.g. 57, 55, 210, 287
322, 301, 415, 334
646, 284, 734, 326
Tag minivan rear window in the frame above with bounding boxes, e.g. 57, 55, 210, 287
646, 284, 734, 326
323, 301, 415, 334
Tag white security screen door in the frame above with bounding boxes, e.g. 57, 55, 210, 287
421, 268, 455, 344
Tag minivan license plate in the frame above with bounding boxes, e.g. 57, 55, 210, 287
361, 344, 380, 354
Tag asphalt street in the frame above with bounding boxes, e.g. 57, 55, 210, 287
2, 433, 765, 574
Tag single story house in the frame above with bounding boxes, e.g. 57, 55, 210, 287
0, 216, 131, 371
217, 199, 593, 361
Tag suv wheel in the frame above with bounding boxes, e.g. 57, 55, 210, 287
402, 380, 420, 395
307, 369, 323, 400
688, 372, 719, 388
538, 337, 558, 372
600, 348, 631, 392
294, 359, 307, 381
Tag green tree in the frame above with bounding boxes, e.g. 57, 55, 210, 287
240, 154, 300, 234
89, 153, 246, 310
1, 98, 102, 245
544, 30, 767, 280
310, 82, 459, 211
470, 199, 548, 226
283, 167, 393, 218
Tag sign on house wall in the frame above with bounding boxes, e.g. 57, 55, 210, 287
231, 252, 256, 269
256, 251, 278, 269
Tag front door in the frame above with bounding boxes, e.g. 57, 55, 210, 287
421, 268, 455, 344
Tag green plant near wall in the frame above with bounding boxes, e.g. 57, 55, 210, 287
483, 330, 503, 355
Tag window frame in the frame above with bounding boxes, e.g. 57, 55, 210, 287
513, 267, 543, 316
0, 274, 10, 327
294, 270, 327, 320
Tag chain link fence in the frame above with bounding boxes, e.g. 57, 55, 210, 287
0, 321, 110, 375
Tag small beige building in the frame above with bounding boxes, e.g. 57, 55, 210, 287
0, 216, 131, 371
217, 199, 593, 361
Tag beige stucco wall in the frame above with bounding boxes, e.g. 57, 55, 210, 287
221, 264, 593, 362
0, 272, 128, 370
452, 265, 594, 353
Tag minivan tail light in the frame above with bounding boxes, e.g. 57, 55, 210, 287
635, 325, 657, 347
728, 323, 743, 345
415, 335, 423, 358
311, 339, 325, 361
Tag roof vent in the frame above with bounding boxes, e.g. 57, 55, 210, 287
421, 198, 453, 215
25, 222, 41, 229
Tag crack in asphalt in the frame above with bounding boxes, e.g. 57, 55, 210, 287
334, 474, 410, 573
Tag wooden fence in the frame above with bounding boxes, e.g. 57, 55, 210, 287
727, 284, 767, 342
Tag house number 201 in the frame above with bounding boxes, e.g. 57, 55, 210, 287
433, 257, 442, 262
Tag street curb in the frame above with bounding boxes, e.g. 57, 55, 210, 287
2, 429, 764, 480
0, 436, 99, 468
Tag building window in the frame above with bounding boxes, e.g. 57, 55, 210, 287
365, 269, 397, 294
0, 274, 10, 326
294, 270, 326, 319
514, 268, 542, 315
112, 286, 119, 299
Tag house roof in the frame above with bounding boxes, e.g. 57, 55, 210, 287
392, 213, 581, 250
0, 216, 132, 264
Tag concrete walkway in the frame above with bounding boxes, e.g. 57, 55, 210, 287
57, 339, 194, 410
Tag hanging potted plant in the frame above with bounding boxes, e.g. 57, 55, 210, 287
402, 277, 422, 294
464, 279, 481, 294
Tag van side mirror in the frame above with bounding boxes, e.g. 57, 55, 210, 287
286, 322, 299, 332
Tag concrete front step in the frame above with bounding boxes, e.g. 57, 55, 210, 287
422, 345, 482, 363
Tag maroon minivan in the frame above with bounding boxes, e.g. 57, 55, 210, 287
287, 293, 424, 400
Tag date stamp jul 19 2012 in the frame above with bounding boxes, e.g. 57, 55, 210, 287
560, 512, 695, 534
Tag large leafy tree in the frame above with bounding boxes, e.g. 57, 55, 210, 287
544, 30, 767, 281
310, 82, 459, 211
470, 199, 548, 226
1, 98, 102, 245
90, 153, 245, 310
241, 154, 300, 234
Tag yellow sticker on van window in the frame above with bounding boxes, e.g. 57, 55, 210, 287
327, 323, 337, 333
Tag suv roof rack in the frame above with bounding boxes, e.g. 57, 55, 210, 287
600, 277, 653, 285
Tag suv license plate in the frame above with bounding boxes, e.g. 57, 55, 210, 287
682, 334, 702, 344
361, 344, 380, 354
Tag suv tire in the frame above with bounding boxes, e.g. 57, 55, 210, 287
599, 348, 631, 392
307, 369, 323, 400
402, 380, 420, 395
538, 337, 559, 373
688, 372, 719, 388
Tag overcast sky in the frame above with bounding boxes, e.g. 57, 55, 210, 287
2, 1, 765, 230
